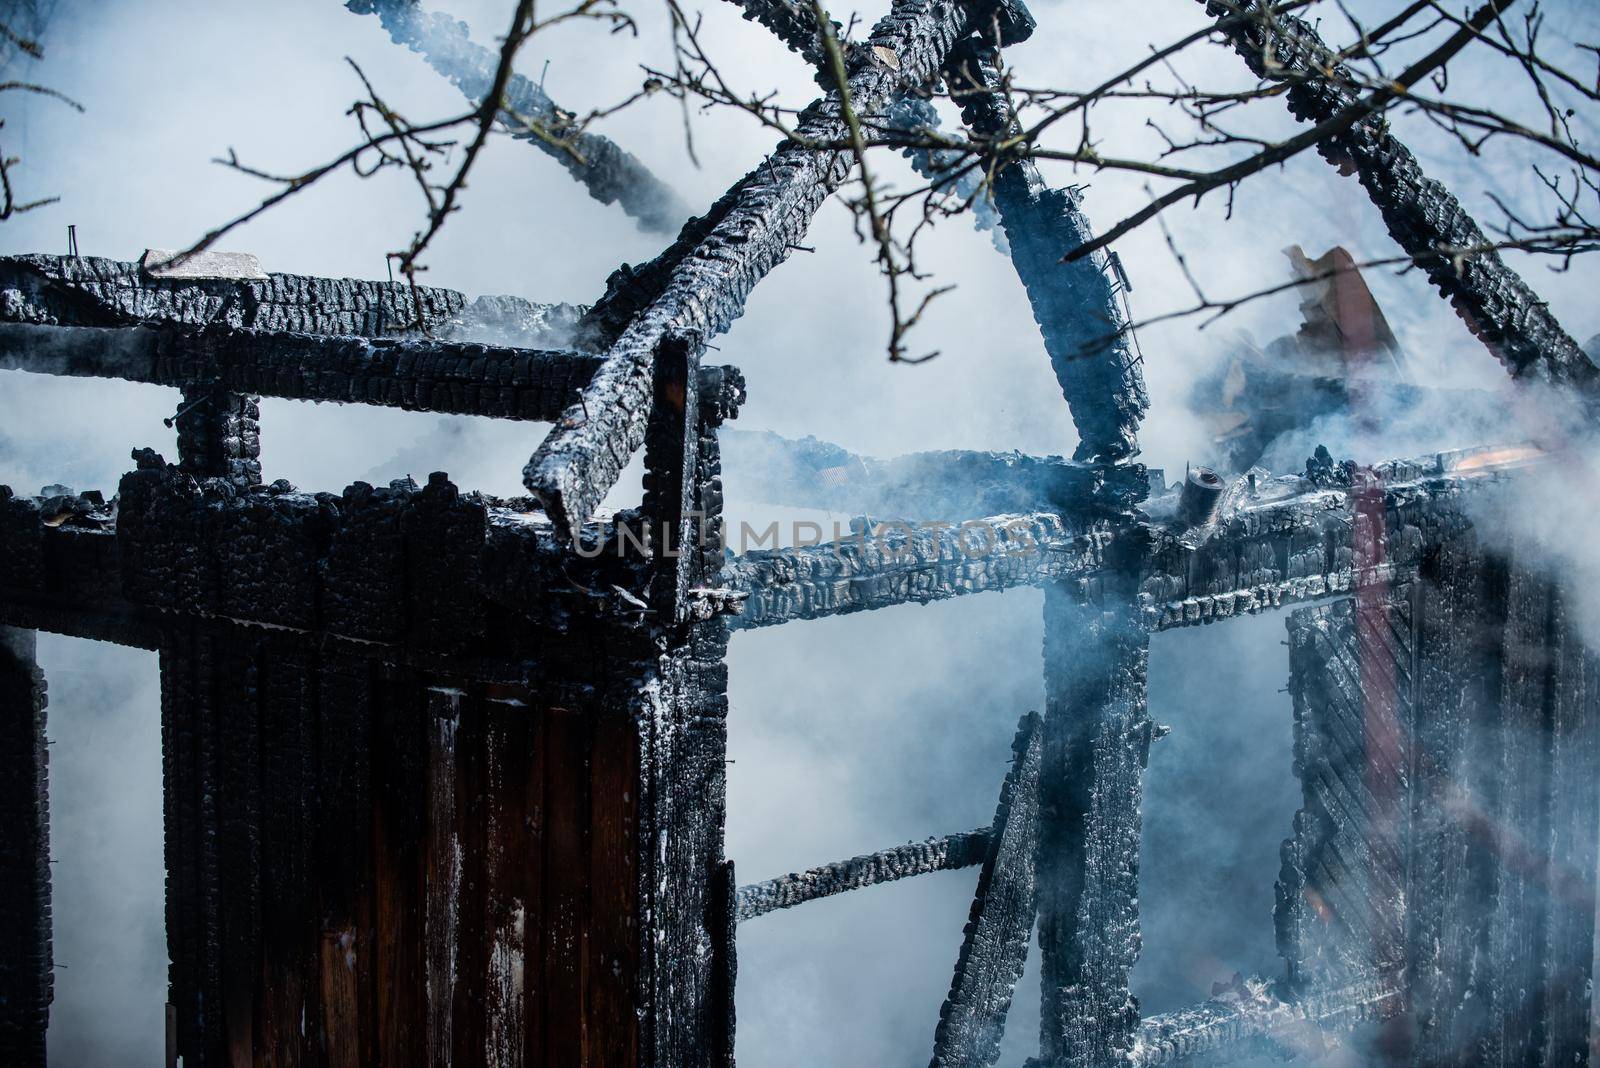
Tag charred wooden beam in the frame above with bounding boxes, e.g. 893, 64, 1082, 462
173, 386, 262, 486
631, 414, 737, 1065
1137, 445, 1544, 630
643, 334, 704, 619
1125, 976, 1402, 1067
930, 711, 1043, 1068
1036, 593, 1150, 1066
1, 252, 585, 348
0, 253, 471, 337
736, 828, 991, 923
0, 460, 670, 674
721, 429, 1148, 519
524, 0, 1013, 541
570, 80, 1013, 356
946, 41, 1148, 461
0, 321, 745, 429
724, 445, 1540, 630
723, 511, 1117, 629
0, 627, 50, 1068
719, 0, 1020, 246
1202, 1, 1598, 402
347, 0, 689, 233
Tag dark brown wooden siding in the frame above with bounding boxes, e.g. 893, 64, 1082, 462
160, 637, 642, 1067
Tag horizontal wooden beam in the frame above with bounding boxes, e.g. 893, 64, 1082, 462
0, 322, 744, 426
1137, 445, 1542, 629
1126, 976, 1401, 1067
723, 444, 1544, 629
0, 467, 653, 681
0, 254, 500, 338
736, 828, 991, 923
720, 429, 1148, 520
724, 511, 1117, 629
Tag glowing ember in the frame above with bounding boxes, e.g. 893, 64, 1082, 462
1451, 444, 1543, 472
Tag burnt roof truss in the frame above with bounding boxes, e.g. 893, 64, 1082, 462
1, 0, 1598, 1065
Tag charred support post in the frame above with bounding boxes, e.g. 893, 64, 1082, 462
644, 333, 703, 619
635, 411, 739, 1066
0, 626, 50, 1067
931, 711, 1044, 1068
173, 386, 261, 485
1036, 589, 1150, 1066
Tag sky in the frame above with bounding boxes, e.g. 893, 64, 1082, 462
2, 0, 1597, 1064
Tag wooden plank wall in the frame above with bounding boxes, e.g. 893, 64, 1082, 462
160, 630, 642, 1067
1279, 536, 1600, 1066
1279, 592, 1414, 991
0, 626, 51, 1067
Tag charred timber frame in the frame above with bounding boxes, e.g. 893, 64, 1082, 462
931, 712, 1044, 1068
0, 321, 745, 427
735, 828, 992, 923
1202, 0, 1600, 402
943, 39, 1149, 461
4, 0, 1600, 1060
723, 445, 1540, 630
522, 0, 1020, 540
0, 247, 749, 1065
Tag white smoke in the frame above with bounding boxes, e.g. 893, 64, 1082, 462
0, 1, 1595, 1065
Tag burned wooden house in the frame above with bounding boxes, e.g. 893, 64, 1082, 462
1, 0, 1598, 1065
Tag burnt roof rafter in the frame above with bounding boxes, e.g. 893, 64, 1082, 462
347, 0, 691, 233
1201, 0, 1600, 403
521, 0, 1030, 543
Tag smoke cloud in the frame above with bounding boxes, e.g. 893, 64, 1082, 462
0, 1, 1595, 1065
